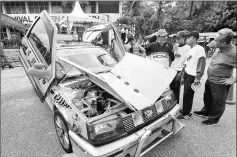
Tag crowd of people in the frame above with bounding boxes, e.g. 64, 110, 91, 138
120, 28, 236, 126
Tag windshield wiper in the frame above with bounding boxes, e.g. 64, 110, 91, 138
95, 69, 111, 74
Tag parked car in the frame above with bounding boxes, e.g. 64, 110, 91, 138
19, 11, 185, 157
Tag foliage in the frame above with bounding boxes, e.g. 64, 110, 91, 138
117, 1, 236, 37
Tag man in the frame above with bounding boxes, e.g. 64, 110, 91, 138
194, 28, 236, 126
146, 29, 174, 67
120, 28, 126, 44
125, 37, 146, 57
177, 31, 206, 120
0, 42, 14, 69
170, 30, 190, 104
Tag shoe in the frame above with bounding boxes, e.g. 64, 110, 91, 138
193, 111, 208, 118
202, 119, 219, 126
177, 113, 192, 120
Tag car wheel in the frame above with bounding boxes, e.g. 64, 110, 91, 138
54, 110, 72, 153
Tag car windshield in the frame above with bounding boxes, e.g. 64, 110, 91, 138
56, 47, 118, 80
83, 30, 102, 42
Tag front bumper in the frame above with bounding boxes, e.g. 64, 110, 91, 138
63, 104, 185, 157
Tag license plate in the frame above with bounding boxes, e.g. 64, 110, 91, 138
143, 120, 173, 147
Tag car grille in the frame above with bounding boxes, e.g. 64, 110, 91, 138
141, 104, 159, 122
122, 98, 175, 133
122, 115, 135, 132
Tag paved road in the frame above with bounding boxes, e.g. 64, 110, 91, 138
1, 66, 236, 157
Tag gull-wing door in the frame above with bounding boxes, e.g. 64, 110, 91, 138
19, 10, 57, 101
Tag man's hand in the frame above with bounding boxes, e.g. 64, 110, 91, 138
175, 53, 181, 57
194, 78, 201, 86
219, 78, 236, 85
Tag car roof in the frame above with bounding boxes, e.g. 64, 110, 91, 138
56, 42, 95, 48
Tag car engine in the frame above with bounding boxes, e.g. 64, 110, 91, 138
71, 80, 124, 118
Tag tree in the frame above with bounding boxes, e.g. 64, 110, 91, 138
118, 1, 236, 36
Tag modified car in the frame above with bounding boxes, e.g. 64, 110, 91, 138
19, 11, 185, 157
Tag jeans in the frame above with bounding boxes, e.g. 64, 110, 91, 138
201, 80, 230, 122
170, 71, 181, 104
182, 72, 195, 115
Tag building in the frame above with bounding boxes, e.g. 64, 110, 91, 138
1, 1, 123, 40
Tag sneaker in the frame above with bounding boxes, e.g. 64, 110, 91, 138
202, 119, 219, 126
193, 111, 208, 118
177, 113, 192, 120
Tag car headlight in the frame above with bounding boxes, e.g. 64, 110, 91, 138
163, 92, 177, 110
87, 118, 125, 145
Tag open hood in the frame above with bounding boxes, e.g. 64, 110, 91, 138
100, 53, 177, 110
59, 53, 176, 112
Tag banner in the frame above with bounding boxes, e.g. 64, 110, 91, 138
6, 13, 120, 24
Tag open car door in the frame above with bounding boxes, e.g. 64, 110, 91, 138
83, 23, 125, 62
19, 10, 57, 102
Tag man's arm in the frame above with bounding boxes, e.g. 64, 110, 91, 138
138, 45, 146, 54
169, 43, 175, 62
144, 32, 157, 40
194, 57, 206, 85
145, 44, 151, 56
219, 53, 236, 85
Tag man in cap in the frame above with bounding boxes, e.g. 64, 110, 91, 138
177, 31, 206, 120
170, 30, 190, 104
146, 29, 174, 67
194, 28, 236, 126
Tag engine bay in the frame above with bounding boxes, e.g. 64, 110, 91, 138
58, 78, 128, 118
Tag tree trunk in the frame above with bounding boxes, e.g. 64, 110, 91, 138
188, 1, 194, 20
157, 1, 163, 29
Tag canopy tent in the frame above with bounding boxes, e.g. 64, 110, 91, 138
58, 1, 99, 25
0, 13, 27, 33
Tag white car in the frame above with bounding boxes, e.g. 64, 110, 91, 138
19, 11, 184, 157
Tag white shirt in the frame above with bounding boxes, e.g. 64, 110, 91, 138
185, 44, 206, 76
171, 45, 190, 71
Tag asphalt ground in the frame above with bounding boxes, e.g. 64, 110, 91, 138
1, 59, 236, 157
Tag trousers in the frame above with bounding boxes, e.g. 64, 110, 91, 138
182, 72, 195, 115
170, 71, 181, 104
201, 80, 230, 122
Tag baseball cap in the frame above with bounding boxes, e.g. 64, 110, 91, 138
157, 29, 168, 37
186, 31, 200, 40
174, 30, 190, 38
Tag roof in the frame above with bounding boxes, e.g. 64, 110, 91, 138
58, 1, 99, 25
86, 24, 110, 31
0, 13, 27, 32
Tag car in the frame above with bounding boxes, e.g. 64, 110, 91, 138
19, 11, 185, 157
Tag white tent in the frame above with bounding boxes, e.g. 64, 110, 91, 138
58, 1, 99, 25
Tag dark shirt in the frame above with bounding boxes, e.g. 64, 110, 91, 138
146, 41, 174, 61
207, 44, 236, 84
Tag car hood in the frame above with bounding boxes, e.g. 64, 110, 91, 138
59, 53, 177, 111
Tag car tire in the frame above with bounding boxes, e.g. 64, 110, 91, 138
54, 110, 72, 153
